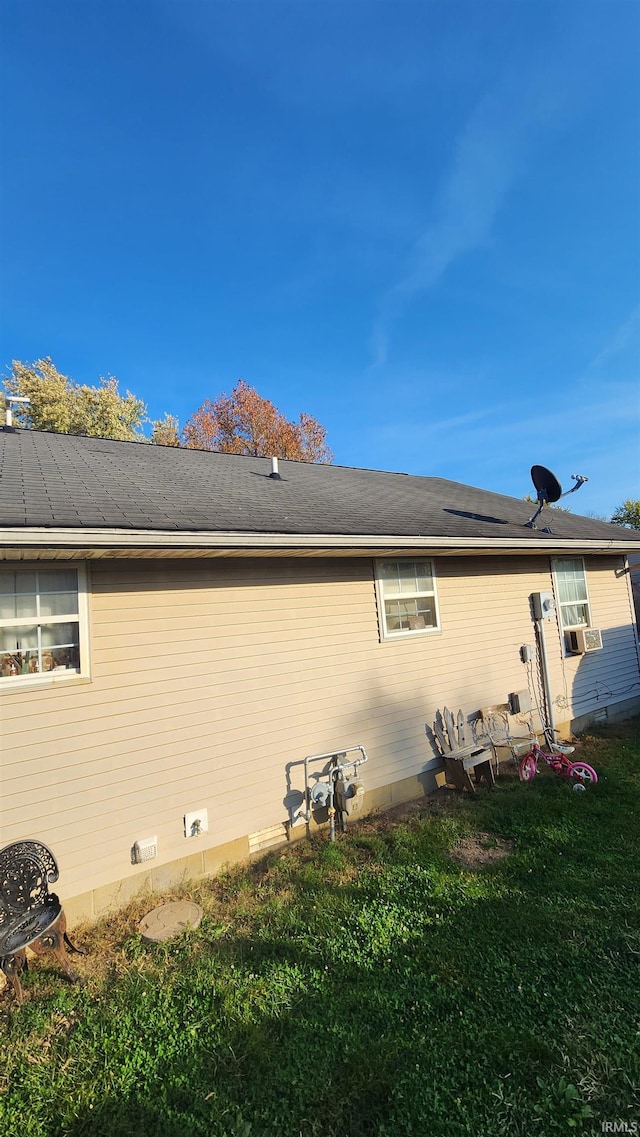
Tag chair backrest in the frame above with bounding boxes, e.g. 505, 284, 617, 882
0, 841, 60, 929
478, 704, 536, 751
432, 707, 467, 754
478, 704, 511, 744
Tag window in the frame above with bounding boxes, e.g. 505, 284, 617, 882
553, 557, 591, 629
0, 566, 88, 684
376, 559, 440, 638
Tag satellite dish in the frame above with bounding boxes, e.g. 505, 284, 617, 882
531, 465, 562, 505
525, 465, 589, 531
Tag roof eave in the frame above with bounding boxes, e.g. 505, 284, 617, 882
0, 526, 637, 558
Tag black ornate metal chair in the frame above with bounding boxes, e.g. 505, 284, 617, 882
0, 840, 84, 1002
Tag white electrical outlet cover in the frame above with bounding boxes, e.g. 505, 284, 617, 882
184, 809, 208, 837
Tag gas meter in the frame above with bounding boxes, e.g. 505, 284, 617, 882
334, 778, 365, 816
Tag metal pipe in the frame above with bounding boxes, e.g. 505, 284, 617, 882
302, 745, 369, 833
4, 395, 30, 429
328, 787, 336, 842
328, 748, 368, 841
535, 617, 557, 744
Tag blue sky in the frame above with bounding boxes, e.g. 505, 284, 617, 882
1, 0, 638, 517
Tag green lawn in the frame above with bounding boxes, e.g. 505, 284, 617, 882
2, 722, 639, 1137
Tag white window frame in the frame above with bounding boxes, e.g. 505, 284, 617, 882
0, 563, 90, 689
552, 556, 592, 630
375, 558, 441, 640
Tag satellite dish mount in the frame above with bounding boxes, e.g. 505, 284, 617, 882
525, 466, 588, 532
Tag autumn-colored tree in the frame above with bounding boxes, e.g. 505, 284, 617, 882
611, 500, 640, 529
2, 358, 147, 441
182, 380, 333, 462
151, 413, 181, 446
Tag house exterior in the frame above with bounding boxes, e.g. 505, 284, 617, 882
2, 427, 639, 923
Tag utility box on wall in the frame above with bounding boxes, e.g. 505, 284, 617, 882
508, 690, 531, 715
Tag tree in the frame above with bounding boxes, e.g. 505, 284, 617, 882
151, 413, 181, 446
611, 500, 640, 529
2, 358, 147, 441
182, 380, 333, 462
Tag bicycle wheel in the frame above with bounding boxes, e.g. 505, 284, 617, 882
519, 753, 537, 782
568, 761, 598, 787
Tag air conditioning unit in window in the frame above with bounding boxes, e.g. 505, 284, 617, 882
565, 628, 603, 654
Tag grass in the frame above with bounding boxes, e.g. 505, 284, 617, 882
1, 721, 639, 1136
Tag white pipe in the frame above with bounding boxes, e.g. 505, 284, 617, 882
535, 617, 557, 744
5, 396, 30, 428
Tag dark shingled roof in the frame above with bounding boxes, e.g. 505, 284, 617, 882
1, 428, 639, 546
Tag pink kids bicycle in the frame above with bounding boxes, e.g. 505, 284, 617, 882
518, 740, 598, 792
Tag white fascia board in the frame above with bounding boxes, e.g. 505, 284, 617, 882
0, 527, 638, 555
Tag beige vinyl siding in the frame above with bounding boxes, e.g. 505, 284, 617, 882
2, 559, 379, 895
547, 555, 640, 722
1, 554, 638, 901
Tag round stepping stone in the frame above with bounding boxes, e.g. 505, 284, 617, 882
139, 900, 203, 943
